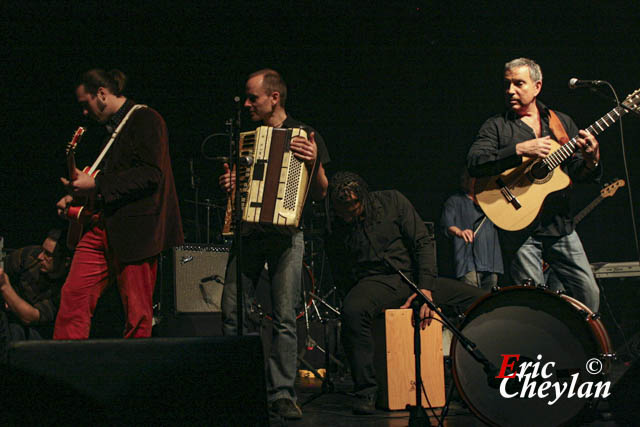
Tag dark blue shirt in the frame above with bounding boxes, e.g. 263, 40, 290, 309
440, 192, 503, 278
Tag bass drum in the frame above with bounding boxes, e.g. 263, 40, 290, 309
451, 285, 612, 427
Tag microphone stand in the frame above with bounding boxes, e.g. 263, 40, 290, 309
231, 96, 244, 336
384, 259, 497, 427
582, 83, 640, 264
189, 157, 201, 243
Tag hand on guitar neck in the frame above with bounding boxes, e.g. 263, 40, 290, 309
574, 129, 600, 168
60, 167, 97, 197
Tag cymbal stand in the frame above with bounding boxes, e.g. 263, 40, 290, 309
300, 298, 346, 406
204, 199, 212, 244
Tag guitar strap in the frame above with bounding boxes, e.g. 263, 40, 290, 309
87, 104, 147, 174
548, 109, 570, 145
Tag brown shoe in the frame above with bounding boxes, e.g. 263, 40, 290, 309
352, 393, 376, 415
270, 398, 303, 420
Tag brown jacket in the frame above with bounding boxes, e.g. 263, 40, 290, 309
95, 104, 184, 262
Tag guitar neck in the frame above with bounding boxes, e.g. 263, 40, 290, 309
573, 195, 604, 225
67, 152, 78, 180
542, 105, 628, 170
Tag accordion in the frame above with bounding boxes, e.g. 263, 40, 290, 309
222, 126, 313, 237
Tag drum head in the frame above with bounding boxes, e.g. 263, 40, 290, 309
452, 286, 610, 427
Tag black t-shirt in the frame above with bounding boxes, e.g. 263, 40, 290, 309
240, 116, 330, 235
282, 115, 330, 169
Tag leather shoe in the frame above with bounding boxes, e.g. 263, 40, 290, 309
352, 393, 376, 415
269, 398, 303, 420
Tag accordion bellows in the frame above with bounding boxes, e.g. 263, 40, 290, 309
223, 126, 313, 236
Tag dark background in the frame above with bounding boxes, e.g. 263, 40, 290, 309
3, 1, 640, 273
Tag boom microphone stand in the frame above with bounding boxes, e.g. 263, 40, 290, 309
384, 257, 498, 427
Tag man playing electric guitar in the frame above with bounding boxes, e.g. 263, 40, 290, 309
54, 69, 184, 339
467, 57, 601, 312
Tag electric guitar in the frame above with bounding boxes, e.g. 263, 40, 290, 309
64, 127, 97, 249
474, 89, 640, 231
573, 179, 625, 225
542, 179, 625, 272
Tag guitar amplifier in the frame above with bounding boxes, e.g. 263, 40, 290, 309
591, 261, 640, 279
172, 245, 230, 314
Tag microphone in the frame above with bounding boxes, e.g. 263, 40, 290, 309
485, 364, 502, 389
568, 78, 605, 89
200, 274, 224, 284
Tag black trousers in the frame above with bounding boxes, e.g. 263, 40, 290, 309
341, 274, 486, 396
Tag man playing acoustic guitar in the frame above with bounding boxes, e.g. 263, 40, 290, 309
467, 57, 601, 312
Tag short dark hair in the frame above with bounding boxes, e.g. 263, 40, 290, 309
46, 229, 62, 242
78, 69, 127, 96
44, 229, 69, 276
249, 68, 287, 107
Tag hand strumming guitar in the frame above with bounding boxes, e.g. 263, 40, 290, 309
515, 136, 553, 158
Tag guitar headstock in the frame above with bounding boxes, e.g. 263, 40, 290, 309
601, 179, 625, 198
622, 89, 640, 114
65, 126, 86, 155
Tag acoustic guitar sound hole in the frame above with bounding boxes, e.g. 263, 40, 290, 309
530, 161, 550, 180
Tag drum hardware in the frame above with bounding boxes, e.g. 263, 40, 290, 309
298, 237, 349, 406
299, 303, 347, 407
184, 198, 227, 244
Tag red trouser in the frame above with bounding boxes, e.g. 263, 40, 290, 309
54, 223, 157, 339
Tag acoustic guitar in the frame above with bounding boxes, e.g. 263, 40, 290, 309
474, 89, 640, 231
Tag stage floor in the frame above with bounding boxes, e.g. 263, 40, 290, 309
273, 370, 624, 427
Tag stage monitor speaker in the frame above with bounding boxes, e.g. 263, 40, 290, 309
1, 336, 268, 425
173, 245, 229, 313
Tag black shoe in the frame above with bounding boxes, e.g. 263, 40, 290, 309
352, 393, 376, 415
269, 398, 303, 420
